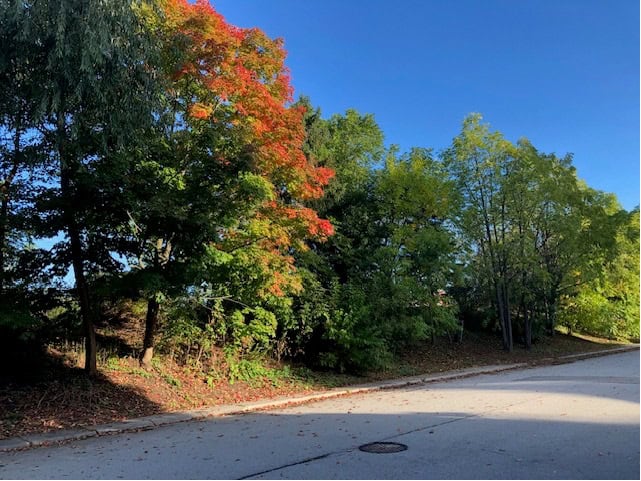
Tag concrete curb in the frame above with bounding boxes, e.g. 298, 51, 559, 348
1, 344, 637, 453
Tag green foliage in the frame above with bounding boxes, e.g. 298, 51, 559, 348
224, 349, 291, 386
559, 290, 612, 337
559, 209, 640, 340
275, 268, 333, 360
0, 303, 40, 336
1, 0, 635, 379
319, 285, 392, 372
443, 115, 628, 350
158, 298, 215, 364
0, 0, 165, 374
223, 307, 278, 353
161, 372, 182, 389
289, 114, 461, 372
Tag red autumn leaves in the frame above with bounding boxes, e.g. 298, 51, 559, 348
164, 0, 334, 294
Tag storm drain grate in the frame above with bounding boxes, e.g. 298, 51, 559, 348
358, 442, 408, 454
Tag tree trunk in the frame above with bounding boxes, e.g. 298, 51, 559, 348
544, 286, 558, 336
503, 283, 513, 352
61, 162, 97, 375
524, 307, 532, 350
548, 300, 557, 336
543, 298, 551, 335
58, 116, 97, 376
140, 295, 160, 368
496, 280, 513, 351
495, 282, 508, 349
69, 227, 97, 375
520, 293, 532, 351
0, 195, 7, 294
545, 276, 562, 336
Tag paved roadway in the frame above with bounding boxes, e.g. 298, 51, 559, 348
0, 351, 638, 479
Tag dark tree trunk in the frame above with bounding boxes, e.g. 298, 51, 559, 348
140, 295, 160, 368
548, 291, 558, 335
495, 282, 508, 349
61, 167, 97, 375
544, 287, 558, 336
58, 117, 97, 376
519, 293, 532, 351
496, 280, 512, 352
524, 307, 532, 350
503, 283, 513, 352
0, 195, 7, 294
542, 274, 561, 336
543, 298, 551, 335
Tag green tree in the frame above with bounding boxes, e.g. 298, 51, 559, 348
0, 2, 48, 296
444, 114, 517, 351
559, 208, 639, 340
529, 170, 622, 335
1, 0, 160, 374
124, 0, 333, 367
292, 107, 459, 370
285, 103, 388, 369
368, 148, 459, 343
445, 117, 625, 349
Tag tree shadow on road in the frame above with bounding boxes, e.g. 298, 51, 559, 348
2, 409, 638, 480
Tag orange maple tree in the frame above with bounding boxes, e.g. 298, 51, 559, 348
162, 0, 333, 296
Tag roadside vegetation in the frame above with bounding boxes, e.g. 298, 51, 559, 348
1, 0, 638, 438
0, 327, 628, 440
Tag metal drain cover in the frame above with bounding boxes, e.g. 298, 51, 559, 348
359, 442, 408, 454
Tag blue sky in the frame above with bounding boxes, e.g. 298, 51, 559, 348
213, 0, 639, 210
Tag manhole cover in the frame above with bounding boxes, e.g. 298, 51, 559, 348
359, 442, 408, 454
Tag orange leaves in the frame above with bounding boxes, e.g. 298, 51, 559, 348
315, 166, 335, 186
317, 219, 334, 237
163, 0, 336, 205
188, 102, 213, 119
268, 271, 285, 296
161, 0, 334, 298
261, 204, 334, 241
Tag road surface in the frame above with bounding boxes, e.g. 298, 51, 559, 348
0, 350, 638, 479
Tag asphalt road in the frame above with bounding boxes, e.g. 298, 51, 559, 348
0, 351, 638, 479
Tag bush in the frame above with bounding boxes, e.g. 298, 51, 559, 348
559, 291, 639, 341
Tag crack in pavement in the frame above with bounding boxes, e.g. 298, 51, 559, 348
236, 394, 546, 480
236, 415, 479, 479
237, 453, 332, 480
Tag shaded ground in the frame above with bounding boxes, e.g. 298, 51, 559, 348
0, 329, 629, 440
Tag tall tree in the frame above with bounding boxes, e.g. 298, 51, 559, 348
0, 3, 46, 295
295, 99, 385, 285
127, 0, 333, 367
291, 102, 459, 370
446, 120, 625, 348
526, 157, 622, 336
444, 114, 516, 351
2, 0, 160, 374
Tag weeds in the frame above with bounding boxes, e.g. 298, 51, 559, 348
160, 372, 182, 389
224, 353, 295, 387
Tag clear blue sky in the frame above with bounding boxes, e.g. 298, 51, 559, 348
213, 0, 639, 210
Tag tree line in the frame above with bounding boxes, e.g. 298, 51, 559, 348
1, 0, 638, 377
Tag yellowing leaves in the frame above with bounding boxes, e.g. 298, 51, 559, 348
188, 102, 213, 120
